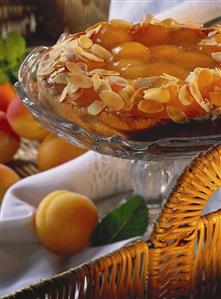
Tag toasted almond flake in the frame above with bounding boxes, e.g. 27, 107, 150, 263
91, 73, 102, 92
75, 46, 103, 62
87, 100, 106, 115
178, 84, 193, 106
94, 24, 102, 34
133, 77, 160, 89
68, 39, 79, 48
208, 30, 217, 38
91, 44, 112, 60
215, 67, 221, 77
59, 55, 68, 63
209, 91, 221, 107
143, 87, 171, 103
79, 35, 93, 49
66, 73, 93, 88
119, 85, 135, 100
199, 37, 219, 46
161, 74, 180, 88
215, 32, 221, 43
70, 90, 82, 102
69, 84, 79, 94
59, 85, 69, 102
49, 48, 60, 60
186, 70, 212, 112
85, 28, 96, 38
51, 73, 67, 84
49, 70, 58, 78
189, 80, 210, 112
107, 76, 128, 86
211, 52, 221, 62
122, 100, 134, 111
123, 85, 135, 95
37, 66, 55, 76
141, 14, 160, 26
89, 69, 120, 76
57, 32, 69, 43
39, 58, 54, 69
130, 87, 147, 102
166, 105, 188, 123
65, 62, 83, 73
57, 67, 66, 73
52, 60, 64, 69
161, 18, 180, 28
86, 24, 102, 38
162, 81, 179, 88
75, 62, 88, 72
63, 45, 76, 57
161, 73, 180, 82
97, 80, 112, 93
110, 19, 132, 29
138, 100, 164, 113
99, 90, 125, 111
184, 21, 203, 29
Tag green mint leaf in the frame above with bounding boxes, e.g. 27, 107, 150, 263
0, 71, 9, 83
91, 195, 148, 246
4, 32, 26, 65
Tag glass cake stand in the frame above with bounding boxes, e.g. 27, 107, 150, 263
16, 47, 221, 202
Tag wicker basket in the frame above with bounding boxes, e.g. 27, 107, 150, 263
3, 144, 221, 299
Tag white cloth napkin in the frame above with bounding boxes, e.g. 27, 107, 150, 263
0, 152, 133, 297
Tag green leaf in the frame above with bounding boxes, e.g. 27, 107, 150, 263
0, 36, 4, 60
4, 32, 26, 65
0, 71, 9, 83
91, 195, 148, 246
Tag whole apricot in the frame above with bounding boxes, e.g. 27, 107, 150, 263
7, 97, 48, 141
0, 111, 20, 163
37, 134, 86, 171
173, 52, 215, 71
133, 24, 170, 46
0, 83, 16, 111
0, 164, 20, 202
95, 23, 132, 49
35, 190, 99, 255
112, 42, 150, 61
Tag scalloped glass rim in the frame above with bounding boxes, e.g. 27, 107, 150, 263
16, 46, 221, 161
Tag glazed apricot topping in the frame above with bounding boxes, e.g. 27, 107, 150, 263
37, 15, 221, 124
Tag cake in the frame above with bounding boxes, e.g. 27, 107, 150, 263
36, 15, 221, 141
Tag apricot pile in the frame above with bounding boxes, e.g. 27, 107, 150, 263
0, 86, 86, 171
0, 111, 20, 163
37, 134, 86, 171
7, 96, 48, 141
0, 164, 20, 202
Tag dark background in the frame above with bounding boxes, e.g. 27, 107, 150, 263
0, 0, 110, 45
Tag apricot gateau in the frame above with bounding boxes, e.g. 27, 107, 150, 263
37, 15, 221, 141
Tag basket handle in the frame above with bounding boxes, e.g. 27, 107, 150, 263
150, 143, 221, 247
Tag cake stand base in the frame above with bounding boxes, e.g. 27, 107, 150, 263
130, 158, 192, 203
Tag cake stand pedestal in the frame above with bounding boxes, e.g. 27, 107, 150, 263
130, 158, 191, 203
